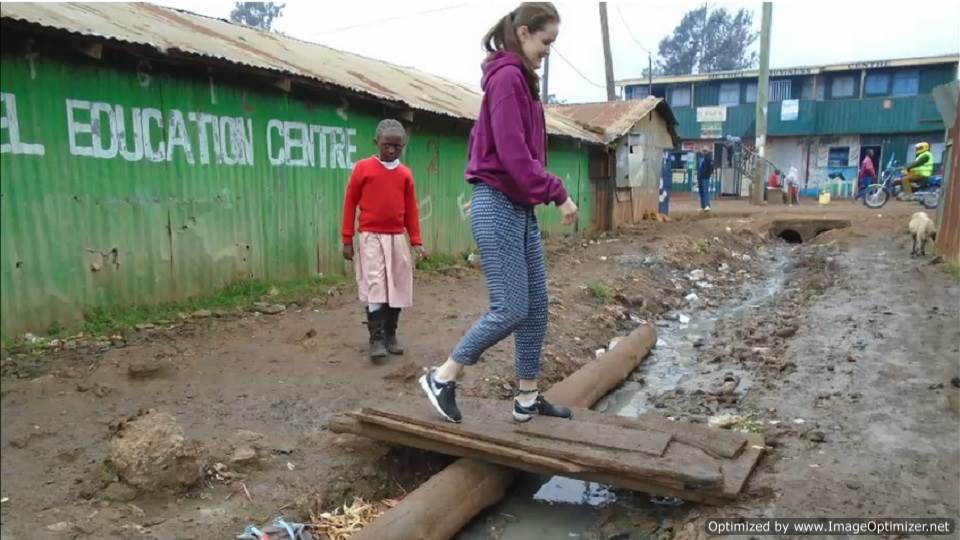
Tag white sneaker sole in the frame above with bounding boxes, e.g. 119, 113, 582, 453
419, 373, 460, 423
513, 410, 533, 423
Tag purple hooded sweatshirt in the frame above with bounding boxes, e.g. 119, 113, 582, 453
465, 51, 569, 207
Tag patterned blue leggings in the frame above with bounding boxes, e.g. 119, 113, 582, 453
451, 183, 548, 380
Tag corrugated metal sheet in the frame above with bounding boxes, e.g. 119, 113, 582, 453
547, 98, 679, 145
933, 82, 959, 263
0, 2, 600, 143
0, 52, 592, 336
617, 54, 960, 86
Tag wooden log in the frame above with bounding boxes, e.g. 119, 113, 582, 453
349, 324, 657, 540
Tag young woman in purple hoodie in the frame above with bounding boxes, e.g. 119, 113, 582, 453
420, 2, 578, 423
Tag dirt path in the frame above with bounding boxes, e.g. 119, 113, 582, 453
2, 201, 956, 540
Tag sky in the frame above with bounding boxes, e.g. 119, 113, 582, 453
153, 0, 960, 103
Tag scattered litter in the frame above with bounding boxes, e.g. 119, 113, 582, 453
650, 495, 685, 507
767, 420, 781, 425
599, 256, 608, 262
0, 497, 8, 504
809, 464, 820, 468
628, 313, 642, 324
311, 497, 399, 540
685, 293, 699, 302
573, 337, 582, 342
687, 269, 705, 281
238, 517, 314, 540
696, 281, 714, 289
677, 314, 691, 325
719, 263, 730, 272
725, 227, 732, 233
752, 347, 770, 353
286, 462, 296, 471
751, 445, 765, 451
608, 337, 623, 350
793, 418, 806, 425
594, 348, 606, 359
23, 333, 40, 344
708, 414, 743, 429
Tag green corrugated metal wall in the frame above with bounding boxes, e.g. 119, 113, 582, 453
0, 54, 592, 335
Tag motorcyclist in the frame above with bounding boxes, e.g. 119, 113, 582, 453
899, 142, 934, 200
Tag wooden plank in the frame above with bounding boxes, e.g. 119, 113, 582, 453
720, 432, 765, 496
516, 417, 671, 456
347, 412, 586, 474
355, 402, 723, 490
597, 412, 748, 459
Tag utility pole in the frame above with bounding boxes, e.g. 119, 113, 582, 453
648, 52, 653, 96
599, 2, 616, 101
541, 55, 550, 103
752, 2, 772, 205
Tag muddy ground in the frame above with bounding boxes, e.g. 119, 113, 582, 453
1, 201, 958, 539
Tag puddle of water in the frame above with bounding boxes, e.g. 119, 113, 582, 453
456, 248, 791, 540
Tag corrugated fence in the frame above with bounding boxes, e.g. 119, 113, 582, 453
0, 54, 591, 336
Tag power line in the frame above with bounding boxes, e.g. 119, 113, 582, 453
551, 46, 607, 89
614, 4, 651, 54
313, 3, 469, 35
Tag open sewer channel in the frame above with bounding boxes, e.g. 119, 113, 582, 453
456, 246, 791, 540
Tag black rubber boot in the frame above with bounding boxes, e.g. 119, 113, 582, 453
366, 308, 387, 360
384, 307, 404, 355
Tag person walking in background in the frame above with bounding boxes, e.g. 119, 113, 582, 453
785, 166, 801, 206
697, 149, 714, 211
419, 2, 579, 424
858, 149, 876, 199
342, 119, 428, 361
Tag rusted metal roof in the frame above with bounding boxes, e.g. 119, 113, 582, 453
0, 2, 600, 143
548, 97, 679, 145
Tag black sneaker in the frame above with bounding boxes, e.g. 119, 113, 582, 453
513, 394, 572, 422
419, 369, 462, 423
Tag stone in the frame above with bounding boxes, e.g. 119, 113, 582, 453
230, 445, 258, 465
256, 303, 286, 315
105, 411, 203, 493
102, 482, 138, 502
191, 310, 213, 319
127, 359, 166, 379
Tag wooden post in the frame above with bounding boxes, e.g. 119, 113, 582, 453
599, 2, 616, 101
350, 324, 658, 540
752, 2, 773, 205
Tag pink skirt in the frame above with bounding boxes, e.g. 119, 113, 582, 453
354, 232, 414, 308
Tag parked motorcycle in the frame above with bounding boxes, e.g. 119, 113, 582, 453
861, 159, 941, 210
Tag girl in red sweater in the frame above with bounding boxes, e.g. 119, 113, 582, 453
342, 119, 428, 360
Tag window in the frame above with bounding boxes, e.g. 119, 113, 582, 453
770, 79, 792, 102
864, 73, 890, 96
892, 70, 919, 96
669, 86, 691, 107
831, 76, 856, 98
828, 147, 850, 167
719, 82, 740, 106
745, 83, 757, 103
625, 85, 648, 100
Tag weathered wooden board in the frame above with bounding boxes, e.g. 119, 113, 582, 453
515, 417, 671, 456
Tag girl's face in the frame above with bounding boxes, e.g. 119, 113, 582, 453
376, 132, 405, 162
517, 21, 558, 71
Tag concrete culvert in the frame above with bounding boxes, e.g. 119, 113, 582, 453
778, 229, 804, 244
770, 219, 851, 243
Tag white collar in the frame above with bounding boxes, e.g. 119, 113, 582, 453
376, 156, 401, 170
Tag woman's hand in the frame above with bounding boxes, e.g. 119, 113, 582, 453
559, 197, 579, 226
414, 246, 430, 260
342, 244, 354, 261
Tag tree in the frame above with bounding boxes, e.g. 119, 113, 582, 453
229, 2, 285, 31
651, 6, 758, 76
546, 94, 567, 105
